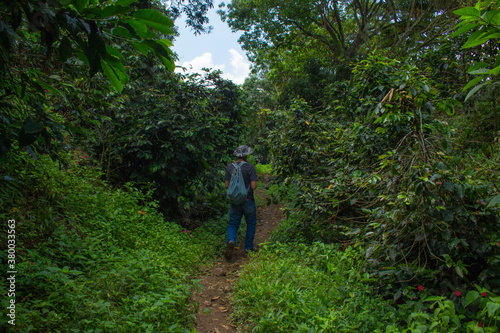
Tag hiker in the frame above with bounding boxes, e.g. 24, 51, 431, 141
224, 145, 258, 260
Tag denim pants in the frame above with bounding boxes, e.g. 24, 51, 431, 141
227, 200, 257, 250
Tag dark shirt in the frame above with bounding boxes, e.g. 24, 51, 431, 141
225, 161, 258, 201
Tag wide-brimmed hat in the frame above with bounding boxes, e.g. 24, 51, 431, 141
233, 145, 253, 157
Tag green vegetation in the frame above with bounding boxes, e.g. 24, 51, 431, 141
2, 0, 500, 331
230, 0, 500, 331
0, 152, 228, 331
233, 242, 397, 332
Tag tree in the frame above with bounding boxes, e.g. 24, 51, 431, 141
0, 0, 175, 162
219, 0, 463, 69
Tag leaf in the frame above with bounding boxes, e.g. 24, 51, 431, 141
133, 9, 174, 35
463, 31, 500, 49
73, 0, 90, 12
112, 26, 134, 38
465, 80, 491, 101
486, 301, 500, 316
453, 7, 480, 17
465, 291, 480, 307
463, 75, 486, 91
455, 265, 465, 278
468, 67, 490, 75
451, 23, 480, 37
101, 59, 129, 93
486, 194, 500, 208
101, 5, 131, 19
484, 9, 500, 24
105, 45, 124, 60
129, 41, 150, 56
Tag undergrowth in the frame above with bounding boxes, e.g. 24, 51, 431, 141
231, 181, 500, 332
233, 242, 397, 332
0, 153, 228, 332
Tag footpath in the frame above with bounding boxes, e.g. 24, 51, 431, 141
191, 184, 283, 333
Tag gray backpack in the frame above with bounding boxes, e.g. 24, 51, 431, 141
227, 162, 249, 205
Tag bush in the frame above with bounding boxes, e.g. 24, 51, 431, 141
0, 154, 227, 331
264, 55, 500, 297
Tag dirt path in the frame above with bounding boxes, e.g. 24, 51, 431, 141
191, 186, 282, 333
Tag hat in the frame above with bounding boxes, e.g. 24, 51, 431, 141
233, 145, 253, 157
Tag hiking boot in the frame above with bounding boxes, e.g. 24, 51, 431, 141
224, 241, 235, 261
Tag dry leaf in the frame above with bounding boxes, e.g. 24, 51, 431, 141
211, 296, 220, 301
138, 210, 146, 215
214, 328, 222, 333
221, 324, 230, 331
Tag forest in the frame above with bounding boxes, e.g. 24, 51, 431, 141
1, 0, 500, 332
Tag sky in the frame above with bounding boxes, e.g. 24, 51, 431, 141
171, 2, 251, 85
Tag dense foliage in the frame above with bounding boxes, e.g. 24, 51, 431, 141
2, 0, 500, 331
0, 0, 245, 331
230, 0, 500, 331
0, 153, 229, 331
84, 69, 244, 220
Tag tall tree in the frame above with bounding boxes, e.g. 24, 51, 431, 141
219, 0, 464, 69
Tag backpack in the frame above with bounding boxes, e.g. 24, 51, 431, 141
226, 162, 249, 205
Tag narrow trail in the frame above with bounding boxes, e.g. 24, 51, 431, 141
191, 184, 283, 333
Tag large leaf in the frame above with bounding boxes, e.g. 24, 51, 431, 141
487, 302, 500, 316
453, 7, 480, 17
462, 75, 486, 91
484, 9, 500, 24
133, 9, 174, 35
464, 80, 491, 101
463, 30, 500, 48
486, 194, 500, 208
101, 59, 129, 93
450, 23, 480, 38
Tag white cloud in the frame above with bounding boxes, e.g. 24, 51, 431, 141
175, 49, 250, 84
224, 49, 250, 84
176, 52, 225, 75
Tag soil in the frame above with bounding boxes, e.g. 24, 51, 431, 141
191, 185, 283, 333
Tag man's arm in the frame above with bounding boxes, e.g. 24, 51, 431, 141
225, 180, 229, 189
250, 181, 257, 190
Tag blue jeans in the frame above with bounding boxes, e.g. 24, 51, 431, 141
227, 200, 257, 250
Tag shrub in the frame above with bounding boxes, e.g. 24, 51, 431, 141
0, 154, 227, 331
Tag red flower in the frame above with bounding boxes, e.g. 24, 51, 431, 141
479, 322, 482, 327
455, 290, 461, 297
482, 292, 487, 297
418, 285, 423, 291
342, 242, 348, 251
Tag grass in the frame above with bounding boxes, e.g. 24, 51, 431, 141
232, 242, 397, 332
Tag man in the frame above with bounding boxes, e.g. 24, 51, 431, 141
224, 145, 258, 260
